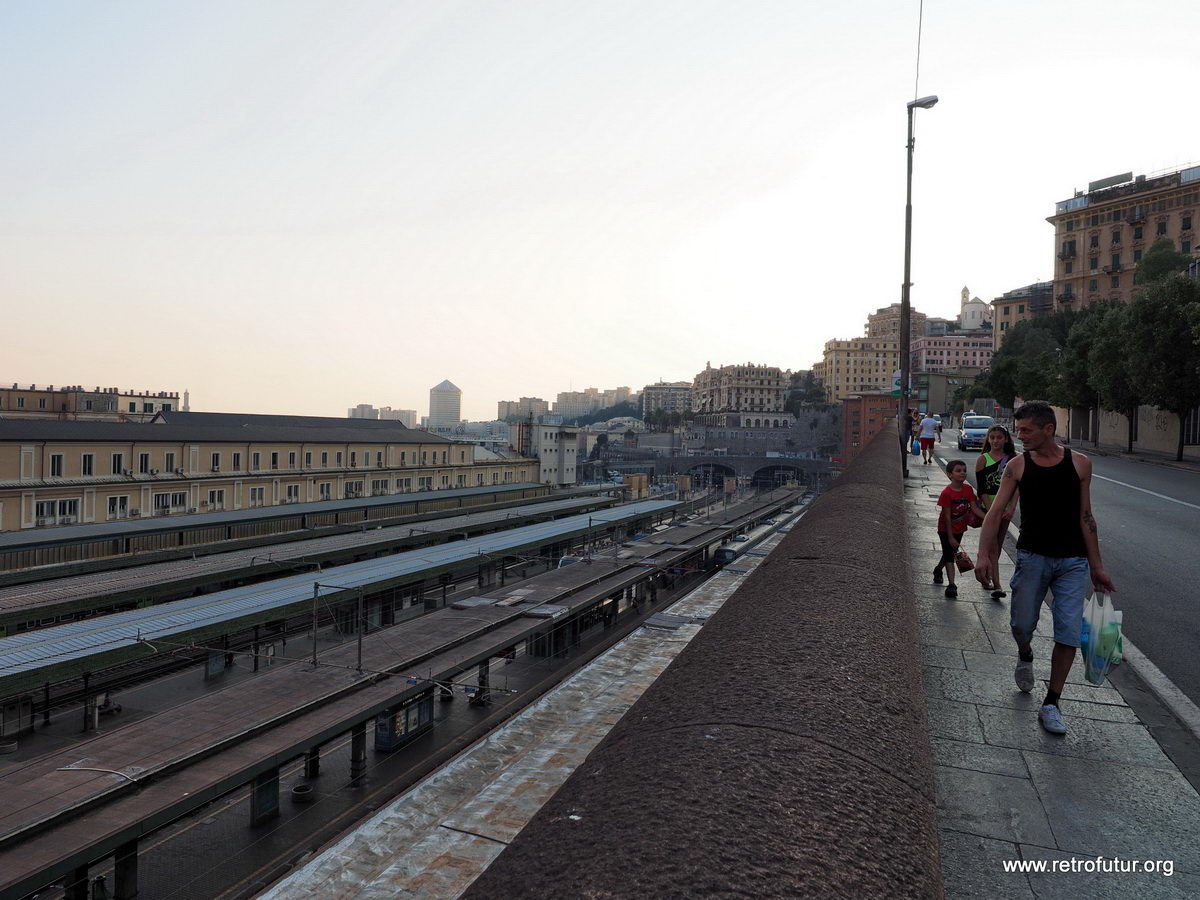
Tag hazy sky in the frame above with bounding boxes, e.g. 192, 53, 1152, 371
3, 1, 1197, 420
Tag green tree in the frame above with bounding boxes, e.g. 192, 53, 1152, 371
1087, 303, 1141, 453
1059, 302, 1115, 441
588, 432, 609, 460
1125, 276, 1200, 460
1134, 239, 1192, 285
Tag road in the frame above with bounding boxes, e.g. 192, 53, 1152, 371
936, 431, 1200, 709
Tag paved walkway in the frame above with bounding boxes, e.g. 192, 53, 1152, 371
905, 457, 1200, 897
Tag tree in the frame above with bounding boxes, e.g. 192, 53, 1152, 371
1125, 276, 1200, 460
1087, 303, 1141, 453
1059, 302, 1115, 441
1134, 239, 1192, 285
588, 432, 609, 460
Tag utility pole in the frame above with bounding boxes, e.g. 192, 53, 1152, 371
311, 582, 319, 667
356, 586, 365, 674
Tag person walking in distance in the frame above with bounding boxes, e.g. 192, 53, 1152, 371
975, 401, 1116, 736
975, 425, 1017, 600
933, 460, 985, 599
918, 412, 939, 465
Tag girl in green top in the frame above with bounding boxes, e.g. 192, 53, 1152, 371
975, 425, 1018, 600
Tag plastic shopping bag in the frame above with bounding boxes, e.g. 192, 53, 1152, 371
1080, 592, 1122, 686
954, 549, 974, 573
911, 438, 921, 456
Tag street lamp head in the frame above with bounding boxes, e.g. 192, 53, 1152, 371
907, 95, 939, 110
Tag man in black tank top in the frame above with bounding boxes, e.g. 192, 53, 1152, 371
974, 401, 1116, 736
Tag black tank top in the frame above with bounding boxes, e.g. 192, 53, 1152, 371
1016, 449, 1088, 558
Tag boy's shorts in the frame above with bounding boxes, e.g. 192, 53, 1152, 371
1009, 550, 1090, 647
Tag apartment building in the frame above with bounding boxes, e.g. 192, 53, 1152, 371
692, 362, 788, 415
818, 339, 899, 403
641, 382, 692, 417
841, 393, 894, 466
909, 332, 994, 374
866, 304, 927, 341
991, 282, 1054, 347
0, 415, 537, 532
428, 380, 462, 427
1049, 164, 1200, 310
497, 397, 551, 421
0, 384, 182, 422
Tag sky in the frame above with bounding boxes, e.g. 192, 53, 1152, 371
2, 1, 1197, 421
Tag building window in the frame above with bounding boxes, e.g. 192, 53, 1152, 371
38, 398, 46, 409
1066, 220, 1074, 232
129, 402, 136, 412
421, 451, 428, 465
211, 452, 220, 471
288, 451, 297, 468
401, 451, 407, 465
285, 484, 299, 502
162, 403, 172, 411
305, 451, 313, 468
319, 482, 332, 500
1111, 276, 1120, 288
371, 478, 389, 495
346, 480, 364, 498
1089, 234, 1099, 248
165, 452, 176, 472
350, 451, 357, 467
208, 489, 225, 509
111, 453, 124, 474
252, 452, 261, 469
1134, 225, 1143, 240
321, 451, 328, 466
418, 476, 433, 490
376, 451, 384, 467
16, 397, 24, 408
1133, 249, 1142, 263
1183, 216, 1193, 231
441, 474, 450, 488
1112, 254, 1121, 268
231, 452, 240, 470
1157, 221, 1167, 236
336, 452, 343, 466
270, 452, 279, 469
1090, 214, 1100, 226
107, 496, 129, 519
1065, 261, 1073, 273
139, 453, 151, 473
1111, 230, 1120, 244
249, 486, 265, 507
1089, 279, 1098, 291
143, 402, 153, 413
47, 453, 64, 477
1181, 240, 1192, 254
82, 453, 94, 476
397, 477, 412, 491
1017, 304, 1025, 314
1089, 258, 1098, 270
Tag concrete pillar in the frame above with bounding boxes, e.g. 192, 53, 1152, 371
304, 747, 320, 779
43, 681, 51, 727
114, 839, 138, 900
252, 625, 261, 673
66, 864, 90, 900
81, 672, 95, 733
471, 659, 490, 706
249, 767, 280, 825
350, 722, 367, 782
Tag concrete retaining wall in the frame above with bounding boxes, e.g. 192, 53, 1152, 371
464, 426, 942, 898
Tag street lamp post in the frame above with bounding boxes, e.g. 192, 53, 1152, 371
899, 94, 939, 476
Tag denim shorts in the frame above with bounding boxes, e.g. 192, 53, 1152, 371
1009, 550, 1090, 648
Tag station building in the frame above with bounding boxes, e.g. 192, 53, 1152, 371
0, 412, 538, 532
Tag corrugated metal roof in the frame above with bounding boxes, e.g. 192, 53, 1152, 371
0, 500, 678, 680
0, 419, 451, 444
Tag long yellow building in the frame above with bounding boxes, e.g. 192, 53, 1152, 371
0, 412, 537, 533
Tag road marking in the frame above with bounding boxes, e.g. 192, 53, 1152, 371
1092, 474, 1200, 511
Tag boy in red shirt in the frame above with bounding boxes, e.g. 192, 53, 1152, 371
933, 459, 986, 598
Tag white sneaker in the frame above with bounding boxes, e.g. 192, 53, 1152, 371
1014, 659, 1035, 693
1039, 704, 1068, 735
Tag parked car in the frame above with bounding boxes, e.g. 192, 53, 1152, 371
958, 415, 996, 451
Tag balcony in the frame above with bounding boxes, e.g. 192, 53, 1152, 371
1055, 292, 1076, 303
1057, 249, 1077, 260
1103, 264, 1123, 274
1126, 212, 1146, 224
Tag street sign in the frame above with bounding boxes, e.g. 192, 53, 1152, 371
891, 370, 902, 398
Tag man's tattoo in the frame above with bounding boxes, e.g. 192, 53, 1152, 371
1083, 509, 1097, 535
1002, 467, 1015, 479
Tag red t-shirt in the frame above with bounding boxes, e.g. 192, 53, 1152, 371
937, 483, 977, 535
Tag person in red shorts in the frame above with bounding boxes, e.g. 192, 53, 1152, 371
917, 412, 939, 465
933, 459, 985, 598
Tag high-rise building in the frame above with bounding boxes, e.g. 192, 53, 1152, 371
347, 404, 379, 419
428, 380, 462, 427
1049, 164, 1200, 311
991, 282, 1053, 347
866, 304, 927, 341
497, 397, 551, 421
641, 381, 692, 417
379, 408, 417, 427
909, 332, 993, 375
691, 362, 788, 415
816, 339, 900, 403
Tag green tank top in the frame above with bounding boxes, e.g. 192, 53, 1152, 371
979, 451, 1008, 499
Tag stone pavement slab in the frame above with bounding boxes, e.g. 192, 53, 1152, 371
906, 454, 1200, 896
